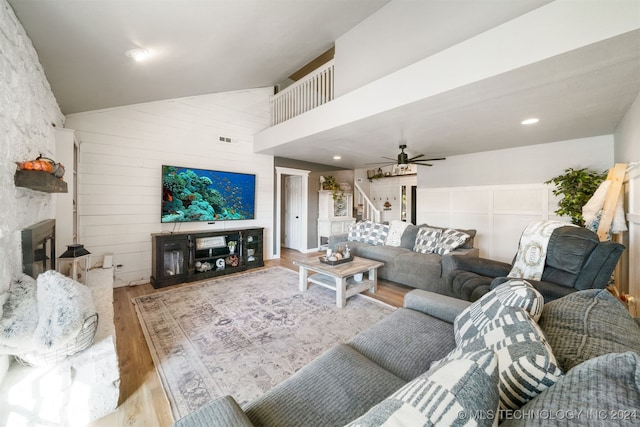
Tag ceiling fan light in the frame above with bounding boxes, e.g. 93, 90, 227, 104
397, 151, 409, 166
398, 163, 408, 169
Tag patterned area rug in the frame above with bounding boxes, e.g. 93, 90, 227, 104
133, 266, 395, 420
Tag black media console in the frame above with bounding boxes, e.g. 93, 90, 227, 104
150, 227, 264, 288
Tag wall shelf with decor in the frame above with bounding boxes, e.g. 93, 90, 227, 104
14, 170, 68, 193
368, 172, 416, 182
150, 227, 264, 288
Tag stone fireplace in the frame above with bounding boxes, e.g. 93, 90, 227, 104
1, 219, 120, 426
21, 219, 56, 279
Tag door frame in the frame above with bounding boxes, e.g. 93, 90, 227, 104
275, 167, 310, 258
284, 175, 303, 251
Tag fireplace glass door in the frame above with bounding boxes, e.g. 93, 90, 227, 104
22, 219, 56, 278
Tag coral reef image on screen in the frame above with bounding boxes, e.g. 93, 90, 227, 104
162, 165, 256, 222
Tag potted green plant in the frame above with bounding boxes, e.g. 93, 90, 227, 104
227, 240, 237, 254
322, 175, 344, 202
545, 167, 607, 226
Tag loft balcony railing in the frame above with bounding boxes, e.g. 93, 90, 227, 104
270, 59, 334, 126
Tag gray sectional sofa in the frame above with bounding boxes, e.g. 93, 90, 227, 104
173, 284, 640, 427
328, 220, 479, 295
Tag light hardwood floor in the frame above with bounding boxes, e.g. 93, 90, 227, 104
89, 249, 411, 427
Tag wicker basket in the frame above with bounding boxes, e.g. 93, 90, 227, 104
16, 313, 99, 367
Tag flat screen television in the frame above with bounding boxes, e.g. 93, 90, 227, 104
161, 165, 256, 223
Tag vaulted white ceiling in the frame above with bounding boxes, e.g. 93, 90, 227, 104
8, 0, 640, 168
8, 0, 389, 114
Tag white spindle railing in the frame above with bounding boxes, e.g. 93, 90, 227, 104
271, 60, 335, 125
354, 181, 380, 223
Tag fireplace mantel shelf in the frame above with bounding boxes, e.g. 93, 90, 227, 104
14, 170, 68, 193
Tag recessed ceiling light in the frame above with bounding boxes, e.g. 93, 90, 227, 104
521, 118, 540, 125
333, 155, 342, 160
125, 48, 150, 62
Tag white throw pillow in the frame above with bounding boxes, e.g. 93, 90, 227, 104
385, 220, 410, 246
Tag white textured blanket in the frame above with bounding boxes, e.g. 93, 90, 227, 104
0, 271, 95, 354
508, 221, 574, 281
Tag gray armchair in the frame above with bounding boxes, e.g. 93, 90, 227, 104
447, 226, 625, 302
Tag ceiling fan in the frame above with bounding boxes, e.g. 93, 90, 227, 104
366, 144, 446, 169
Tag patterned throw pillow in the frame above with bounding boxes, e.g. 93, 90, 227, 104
434, 307, 563, 411
385, 220, 409, 247
433, 228, 470, 255
345, 349, 499, 427
347, 221, 369, 242
348, 221, 390, 246
413, 226, 442, 254
362, 222, 390, 246
454, 279, 544, 345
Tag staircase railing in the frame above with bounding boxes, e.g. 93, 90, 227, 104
270, 60, 335, 125
354, 181, 380, 223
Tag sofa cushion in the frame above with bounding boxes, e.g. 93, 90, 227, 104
538, 288, 640, 372
385, 220, 410, 247
500, 351, 640, 427
399, 223, 421, 249
434, 307, 563, 411
348, 307, 456, 382
454, 279, 544, 344
243, 343, 406, 427
457, 228, 477, 249
173, 395, 254, 427
433, 228, 471, 255
345, 349, 500, 427
392, 251, 446, 289
404, 290, 472, 324
354, 245, 408, 267
412, 226, 442, 254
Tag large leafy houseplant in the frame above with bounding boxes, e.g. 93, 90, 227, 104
545, 167, 607, 226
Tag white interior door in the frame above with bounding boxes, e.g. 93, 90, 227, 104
284, 175, 303, 250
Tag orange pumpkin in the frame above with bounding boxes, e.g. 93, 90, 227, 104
19, 159, 54, 172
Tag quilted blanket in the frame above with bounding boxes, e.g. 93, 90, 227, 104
508, 220, 574, 281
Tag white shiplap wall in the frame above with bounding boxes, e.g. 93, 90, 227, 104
65, 89, 274, 287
